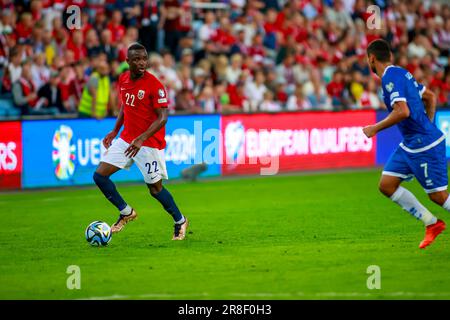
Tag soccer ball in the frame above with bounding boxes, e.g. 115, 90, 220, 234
85, 221, 112, 246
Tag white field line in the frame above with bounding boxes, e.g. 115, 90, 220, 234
77, 291, 450, 300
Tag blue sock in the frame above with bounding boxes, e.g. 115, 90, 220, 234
152, 187, 184, 223
93, 172, 128, 212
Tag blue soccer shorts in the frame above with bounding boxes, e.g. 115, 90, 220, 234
383, 140, 448, 194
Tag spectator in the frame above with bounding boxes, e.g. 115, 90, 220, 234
58, 64, 80, 113
197, 85, 216, 113
67, 30, 87, 62
85, 29, 102, 58
214, 55, 229, 83
0, 12, 14, 69
15, 12, 33, 42
225, 53, 243, 85
178, 1, 192, 39
78, 60, 111, 119
148, 52, 164, 78
263, 8, 279, 52
178, 48, 194, 69
227, 80, 249, 112
245, 70, 267, 111
349, 70, 365, 108
443, 71, 450, 107
175, 88, 197, 113
0, 9, 14, 36
198, 10, 217, 46
326, 70, 345, 109
429, 68, 448, 108
37, 70, 65, 113
139, 0, 161, 53
107, 10, 126, 45
30, 21, 45, 54
31, 52, 50, 90
325, 0, 354, 31
260, 90, 282, 112
351, 52, 371, 77
276, 53, 297, 95
408, 35, 428, 59
73, 61, 88, 101
214, 80, 230, 112
116, 0, 141, 27
161, 51, 181, 91
6, 47, 22, 91
359, 79, 382, 110
274, 78, 288, 107
247, 33, 266, 65
304, 72, 332, 110
230, 29, 249, 56
42, 28, 56, 66
160, 0, 182, 55
12, 59, 53, 115
93, 10, 108, 36
192, 67, 207, 97
178, 64, 194, 91
212, 16, 236, 55
99, 29, 118, 62
286, 86, 312, 111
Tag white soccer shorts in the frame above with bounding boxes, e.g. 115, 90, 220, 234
101, 138, 168, 184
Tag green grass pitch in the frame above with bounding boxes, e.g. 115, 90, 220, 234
1, 169, 450, 300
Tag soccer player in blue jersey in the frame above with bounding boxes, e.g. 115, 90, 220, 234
363, 39, 447, 249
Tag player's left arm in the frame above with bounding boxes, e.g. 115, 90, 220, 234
421, 88, 436, 122
363, 101, 410, 138
124, 107, 168, 158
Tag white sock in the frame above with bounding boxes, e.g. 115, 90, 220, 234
390, 187, 437, 226
175, 215, 186, 225
120, 205, 133, 216
443, 196, 450, 212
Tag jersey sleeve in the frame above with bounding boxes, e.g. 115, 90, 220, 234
383, 72, 407, 108
150, 77, 168, 109
416, 82, 426, 98
117, 74, 124, 107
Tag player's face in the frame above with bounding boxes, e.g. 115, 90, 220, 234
367, 54, 377, 75
127, 49, 148, 78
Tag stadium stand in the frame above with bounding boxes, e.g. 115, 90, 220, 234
0, 0, 448, 119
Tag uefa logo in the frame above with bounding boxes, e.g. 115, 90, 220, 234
224, 121, 245, 163
52, 125, 76, 180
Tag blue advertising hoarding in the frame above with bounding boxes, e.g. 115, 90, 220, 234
375, 110, 403, 165
435, 111, 450, 158
22, 115, 221, 188
165, 114, 221, 178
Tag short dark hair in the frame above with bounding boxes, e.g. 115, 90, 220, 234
127, 42, 146, 54
366, 39, 391, 62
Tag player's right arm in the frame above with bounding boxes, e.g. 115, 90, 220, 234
363, 101, 410, 138
421, 88, 436, 122
103, 105, 124, 148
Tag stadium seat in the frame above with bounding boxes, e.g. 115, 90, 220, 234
0, 99, 21, 118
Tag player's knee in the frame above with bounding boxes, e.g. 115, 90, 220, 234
428, 192, 448, 206
148, 183, 162, 196
93, 172, 108, 185
378, 180, 397, 197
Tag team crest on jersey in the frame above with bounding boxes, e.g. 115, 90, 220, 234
158, 89, 165, 98
385, 82, 394, 92
138, 90, 145, 100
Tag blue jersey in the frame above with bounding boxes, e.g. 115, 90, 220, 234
381, 65, 444, 152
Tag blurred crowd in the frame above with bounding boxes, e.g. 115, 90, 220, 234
0, 0, 449, 118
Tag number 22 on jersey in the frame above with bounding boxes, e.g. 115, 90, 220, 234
124, 93, 135, 107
